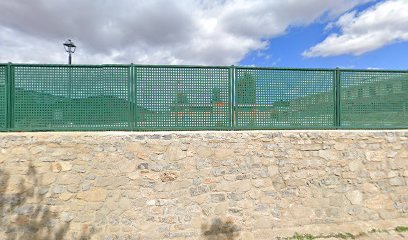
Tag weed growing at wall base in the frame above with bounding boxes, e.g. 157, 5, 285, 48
395, 226, 408, 232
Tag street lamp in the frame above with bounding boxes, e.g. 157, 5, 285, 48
63, 39, 76, 65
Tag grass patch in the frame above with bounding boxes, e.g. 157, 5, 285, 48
330, 233, 355, 239
395, 226, 408, 233
280, 226, 407, 240
281, 231, 364, 240
293, 233, 315, 240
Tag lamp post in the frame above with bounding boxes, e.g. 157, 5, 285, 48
63, 39, 76, 65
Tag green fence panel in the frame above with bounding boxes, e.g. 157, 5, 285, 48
133, 66, 231, 130
2, 64, 407, 131
13, 65, 131, 131
0, 65, 6, 130
339, 70, 408, 128
235, 68, 336, 129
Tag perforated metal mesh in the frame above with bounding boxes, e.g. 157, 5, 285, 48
0, 64, 406, 131
0, 66, 6, 130
13, 66, 131, 130
134, 66, 231, 130
340, 71, 408, 128
235, 68, 335, 129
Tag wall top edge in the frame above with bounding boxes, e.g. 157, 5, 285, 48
1, 63, 407, 72
0, 130, 407, 137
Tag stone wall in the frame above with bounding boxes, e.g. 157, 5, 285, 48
0, 131, 407, 239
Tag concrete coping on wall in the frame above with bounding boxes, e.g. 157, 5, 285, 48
1, 129, 407, 136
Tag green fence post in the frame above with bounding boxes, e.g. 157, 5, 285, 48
6, 63, 14, 131
229, 65, 235, 130
5, 63, 10, 131
129, 64, 133, 131
132, 63, 137, 131
233, 65, 238, 130
335, 67, 341, 128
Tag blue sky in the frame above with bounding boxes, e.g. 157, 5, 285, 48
240, 23, 408, 70
240, 1, 408, 70
0, 0, 407, 70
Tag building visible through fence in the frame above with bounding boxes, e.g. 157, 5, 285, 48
0, 63, 406, 131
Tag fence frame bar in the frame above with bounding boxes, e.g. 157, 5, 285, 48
5, 63, 10, 130
6, 63, 14, 130
233, 66, 238, 129
133, 64, 138, 130
229, 65, 235, 130
128, 64, 134, 131
335, 68, 341, 128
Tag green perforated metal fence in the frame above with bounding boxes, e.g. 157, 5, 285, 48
339, 70, 408, 128
12, 65, 131, 131
235, 67, 336, 129
0, 64, 406, 131
0, 65, 6, 130
133, 66, 232, 130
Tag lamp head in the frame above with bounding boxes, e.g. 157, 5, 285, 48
63, 39, 76, 53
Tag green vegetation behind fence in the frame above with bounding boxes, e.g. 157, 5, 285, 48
0, 64, 406, 131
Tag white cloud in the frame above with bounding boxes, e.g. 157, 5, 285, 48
0, 0, 369, 65
304, 0, 408, 57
